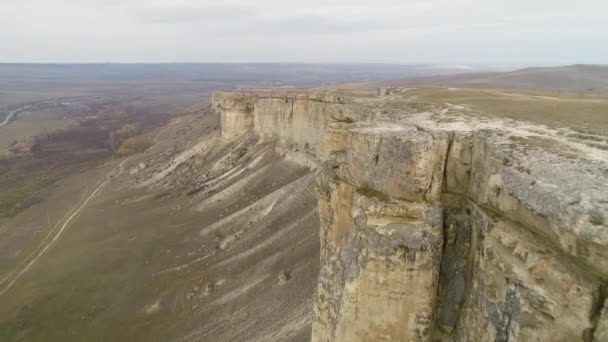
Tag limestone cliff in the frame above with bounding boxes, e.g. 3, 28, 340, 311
212, 90, 608, 342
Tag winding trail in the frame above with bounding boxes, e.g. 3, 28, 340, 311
0, 158, 131, 297
153, 122, 172, 144
0, 122, 173, 297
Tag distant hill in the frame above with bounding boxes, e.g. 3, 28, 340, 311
381, 64, 608, 91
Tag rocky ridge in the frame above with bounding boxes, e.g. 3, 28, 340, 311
212, 89, 608, 342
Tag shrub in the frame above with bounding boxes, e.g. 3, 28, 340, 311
116, 137, 147, 157
116, 138, 137, 157
116, 123, 140, 138
9, 137, 36, 156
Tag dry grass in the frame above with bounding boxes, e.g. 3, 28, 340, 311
406, 87, 608, 132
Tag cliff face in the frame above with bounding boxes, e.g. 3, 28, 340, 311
212, 90, 608, 342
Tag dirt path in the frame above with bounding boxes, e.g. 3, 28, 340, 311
0, 121, 176, 297
0, 157, 131, 297
153, 121, 173, 144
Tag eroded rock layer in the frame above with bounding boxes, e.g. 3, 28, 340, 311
212, 90, 608, 342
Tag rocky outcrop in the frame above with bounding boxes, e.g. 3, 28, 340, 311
212, 90, 608, 341
213, 92, 255, 139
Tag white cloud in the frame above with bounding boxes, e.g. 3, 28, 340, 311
0, 0, 606, 63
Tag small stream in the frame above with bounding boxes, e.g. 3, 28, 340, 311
0, 106, 31, 128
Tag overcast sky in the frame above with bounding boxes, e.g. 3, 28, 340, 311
1, 0, 606, 64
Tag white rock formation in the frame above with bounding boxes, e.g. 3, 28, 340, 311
212, 89, 608, 342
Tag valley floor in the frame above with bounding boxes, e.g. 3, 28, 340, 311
0, 110, 320, 341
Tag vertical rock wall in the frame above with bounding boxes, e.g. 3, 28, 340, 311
212, 91, 608, 342
312, 123, 449, 342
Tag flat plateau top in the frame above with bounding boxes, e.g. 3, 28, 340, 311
225, 86, 608, 131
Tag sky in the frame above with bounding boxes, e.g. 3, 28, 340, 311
1, 0, 607, 64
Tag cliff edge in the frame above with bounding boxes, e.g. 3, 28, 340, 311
212, 88, 608, 342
